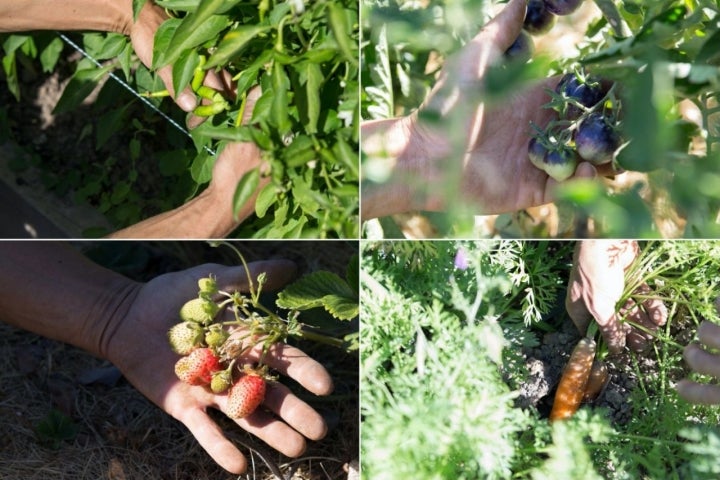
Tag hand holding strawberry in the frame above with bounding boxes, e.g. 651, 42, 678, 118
104, 260, 334, 474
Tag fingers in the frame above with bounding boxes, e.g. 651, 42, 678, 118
677, 379, 720, 405
684, 342, 720, 379
212, 259, 298, 294
473, 0, 527, 53
181, 408, 248, 474
213, 390, 309, 457
451, 0, 526, 81
697, 320, 720, 350
245, 341, 334, 396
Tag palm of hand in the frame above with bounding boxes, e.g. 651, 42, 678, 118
104, 261, 331, 474
462, 78, 561, 214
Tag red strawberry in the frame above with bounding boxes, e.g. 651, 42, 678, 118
174, 348, 223, 386
226, 372, 266, 418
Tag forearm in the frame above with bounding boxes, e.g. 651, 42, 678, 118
107, 190, 244, 239
0, 242, 140, 358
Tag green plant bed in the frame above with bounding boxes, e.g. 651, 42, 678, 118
361, 240, 720, 479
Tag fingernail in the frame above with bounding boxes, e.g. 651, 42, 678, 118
177, 91, 198, 112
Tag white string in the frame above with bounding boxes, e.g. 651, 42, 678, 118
57, 32, 216, 156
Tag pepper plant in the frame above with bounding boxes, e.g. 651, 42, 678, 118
2, 0, 359, 238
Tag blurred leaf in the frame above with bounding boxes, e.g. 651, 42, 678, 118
35, 410, 79, 450
132, 0, 148, 21
592, 0, 626, 37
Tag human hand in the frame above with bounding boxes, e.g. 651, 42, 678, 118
677, 306, 720, 405
565, 240, 667, 354
126, 1, 235, 126
362, 0, 619, 219
102, 260, 333, 474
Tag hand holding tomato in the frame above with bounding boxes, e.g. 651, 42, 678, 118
361, 0, 610, 219
565, 240, 668, 354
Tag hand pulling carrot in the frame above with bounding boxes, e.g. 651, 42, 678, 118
550, 337, 597, 421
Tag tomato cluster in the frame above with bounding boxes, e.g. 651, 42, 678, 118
529, 71, 622, 181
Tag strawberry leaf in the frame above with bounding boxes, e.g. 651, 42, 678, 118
277, 271, 358, 320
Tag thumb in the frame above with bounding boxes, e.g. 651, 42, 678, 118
471, 0, 527, 53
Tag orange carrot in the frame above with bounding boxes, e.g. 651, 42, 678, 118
582, 359, 609, 402
549, 337, 597, 421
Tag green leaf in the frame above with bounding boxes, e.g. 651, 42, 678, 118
155, 0, 239, 68
172, 48, 200, 99
53, 65, 113, 114
2, 51, 19, 101
190, 149, 214, 184
133, 0, 148, 21
204, 25, 270, 70
255, 182, 277, 218
295, 61, 322, 134
39, 36, 64, 73
35, 409, 79, 449
232, 167, 261, 220
277, 271, 358, 319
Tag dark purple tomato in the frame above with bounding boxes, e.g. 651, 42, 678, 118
504, 30, 534, 63
555, 73, 606, 119
543, 147, 578, 181
528, 136, 548, 169
524, 0, 556, 35
544, 0, 584, 16
574, 112, 620, 165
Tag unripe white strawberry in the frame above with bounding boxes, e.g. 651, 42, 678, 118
198, 276, 218, 295
179, 297, 219, 324
167, 322, 205, 355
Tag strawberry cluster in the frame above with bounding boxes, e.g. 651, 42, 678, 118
168, 275, 269, 419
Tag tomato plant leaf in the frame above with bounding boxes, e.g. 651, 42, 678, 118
232, 167, 261, 220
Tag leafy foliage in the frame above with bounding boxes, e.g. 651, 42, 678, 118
361, 240, 720, 478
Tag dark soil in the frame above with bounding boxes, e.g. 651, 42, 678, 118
518, 308, 698, 426
0, 34, 195, 236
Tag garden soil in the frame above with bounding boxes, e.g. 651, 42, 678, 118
0, 43, 185, 238
0, 241, 359, 480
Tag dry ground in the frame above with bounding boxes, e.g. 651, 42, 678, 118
0, 241, 359, 480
